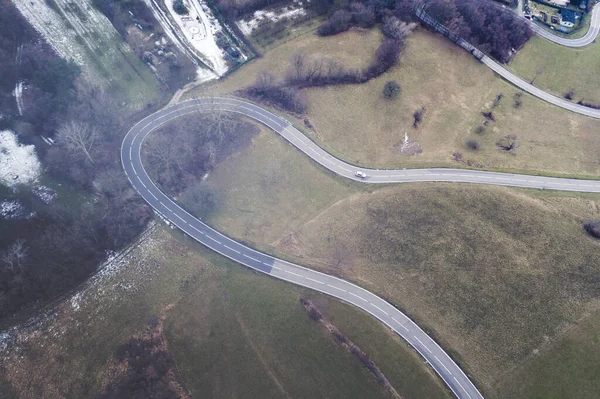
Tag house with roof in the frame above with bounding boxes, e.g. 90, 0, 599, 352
560, 8, 578, 27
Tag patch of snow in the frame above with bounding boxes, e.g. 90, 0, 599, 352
0, 200, 35, 220
32, 185, 57, 204
13, 81, 24, 116
237, 3, 306, 35
0, 130, 41, 188
144, 0, 237, 76
11, 0, 133, 84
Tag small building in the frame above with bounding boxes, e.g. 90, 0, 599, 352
560, 9, 578, 27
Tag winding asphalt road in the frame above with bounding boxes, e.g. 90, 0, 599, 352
518, 0, 600, 47
122, 97, 600, 399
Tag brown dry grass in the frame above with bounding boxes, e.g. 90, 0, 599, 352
188, 27, 600, 177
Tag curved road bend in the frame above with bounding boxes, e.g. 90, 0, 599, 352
122, 98, 600, 399
518, 0, 600, 47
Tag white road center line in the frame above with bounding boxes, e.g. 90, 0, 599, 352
223, 245, 240, 254
243, 253, 260, 263
434, 356, 453, 375
284, 270, 302, 277
207, 236, 221, 245
305, 277, 324, 284
371, 303, 389, 315
391, 317, 409, 332
453, 377, 472, 399
348, 292, 368, 302
326, 284, 347, 293
413, 336, 433, 354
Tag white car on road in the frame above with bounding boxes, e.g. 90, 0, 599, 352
355, 171, 367, 178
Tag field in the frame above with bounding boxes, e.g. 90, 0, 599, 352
495, 307, 600, 398
0, 224, 449, 398
510, 34, 600, 105
198, 114, 600, 396
188, 27, 600, 177
13, 0, 164, 111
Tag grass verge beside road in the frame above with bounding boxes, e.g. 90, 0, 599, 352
201, 120, 600, 395
187, 27, 600, 177
0, 224, 449, 398
510, 35, 600, 105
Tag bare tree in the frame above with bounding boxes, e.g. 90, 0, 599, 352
331, 246, 351, 270
1, 239, 28, 274
530, 68, 543, 85
56, 121, 98, 164
289, 51, 306, 82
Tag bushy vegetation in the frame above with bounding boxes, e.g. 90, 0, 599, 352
584, 220, 600, 239
0, 0, 80, 136
425, 0, 532, 62
92, 0, 196, 89
144, 112, 260, 200
382, 80, 401, 99
0, 0, 168, 321
245, 11, 415, 113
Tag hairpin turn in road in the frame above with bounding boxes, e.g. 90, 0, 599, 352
122, 97, 600, 399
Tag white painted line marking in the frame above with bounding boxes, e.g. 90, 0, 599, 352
413, 336, 433, 354
243, 253, 261, 262
305, 277, 324, 284
434, 356, 453, 375
189, 225, 205, 235
391, 317, 409, 331
223, 245, 240, 254
269, 264, 281, 270
207, 236, 221, 245
371, 303, 389, 315
174, 214, 187, 223
453, 377, 472, 399
149, 192, 158, 200
348, 292, 368, 302
285, 270, 302, 277
326, 284, 347, 293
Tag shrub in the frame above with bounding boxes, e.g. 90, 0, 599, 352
179, 181, 220, 219
565, 89, 575, 100
173, 0, 188, 15
413, 106, 425, 128
482, 111, 495, 122
466, 139, 479, 150
584, 220, 600, 239
317, 10, 352, 36
382, 80, 401, 99
475, 125, 485, 135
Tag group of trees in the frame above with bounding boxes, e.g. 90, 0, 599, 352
245, 9, 416, 113
144, 110, 259, 219
93, 0, 196, 90
425, 0, 532, 62
0, 0, 81, 136
0, 79, 153, 317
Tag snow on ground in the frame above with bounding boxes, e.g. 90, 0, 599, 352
11, 0, 130, 83
0, 200, 35, 220
164, 0, 230, 75
0, 131, 41, 188
144, 0, 233, 76
13, 81, 24, 116
237, 1, 307, 35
